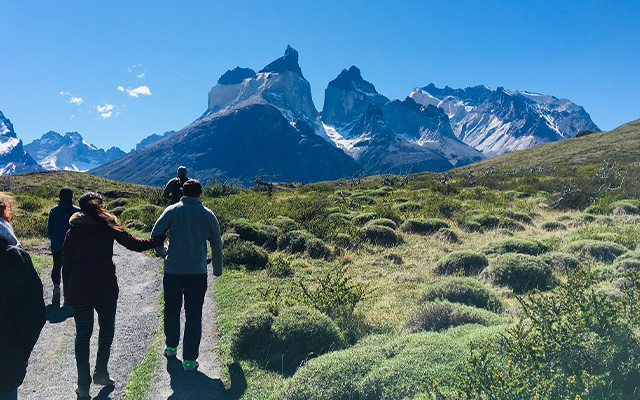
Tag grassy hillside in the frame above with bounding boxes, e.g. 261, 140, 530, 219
2, 119, 640, 399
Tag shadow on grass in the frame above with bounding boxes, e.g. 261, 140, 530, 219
46, 304, 73, 323
226, 362, 247, 400
164, 357, 228, 400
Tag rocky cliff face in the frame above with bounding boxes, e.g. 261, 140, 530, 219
25, 131, 125, 172
0, 110, 43, 175
321, 68, 483, 168
410, 84, 600, 156
92, 47, 358, 185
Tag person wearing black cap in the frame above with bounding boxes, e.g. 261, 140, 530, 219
163, 166, 189, 204
62, 192, 165, 397
47, 187, 80, 304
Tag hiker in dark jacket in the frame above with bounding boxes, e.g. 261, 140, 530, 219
151, 179, 223, 371
47, 187, 80, 304
62, 192, 165, 398
0, 195, 46, 400
163, 166, 189, 204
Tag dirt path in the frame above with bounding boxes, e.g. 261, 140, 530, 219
148, 279, 228, 400
20, 243, 163, 400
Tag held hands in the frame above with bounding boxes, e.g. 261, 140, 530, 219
155, 246, 168, 258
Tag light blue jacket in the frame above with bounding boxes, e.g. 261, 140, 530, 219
151, 197, 223, 276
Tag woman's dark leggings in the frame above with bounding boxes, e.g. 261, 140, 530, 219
71, 302, 117, 387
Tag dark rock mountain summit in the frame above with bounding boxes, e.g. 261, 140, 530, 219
0, 110, 43, 175
25, 131, 125, 171
92, 47, 599, 185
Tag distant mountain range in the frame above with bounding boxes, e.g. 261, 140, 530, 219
0, 110, 43, 175
2, 46, 601, 181
24, 131, 125, 172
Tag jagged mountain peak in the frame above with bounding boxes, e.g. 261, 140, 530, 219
259, 45, 304, 78
218, 67, 256, 85
328, 65, 378, 95
0, 110, 16, 138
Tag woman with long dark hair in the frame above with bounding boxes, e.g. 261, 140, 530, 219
62, 192, 165, 398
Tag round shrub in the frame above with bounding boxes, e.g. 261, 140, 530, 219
483, 237, 550, 256
434, 250, 489, 276
278, 230, 316, 254
109, 206, 126, 217
266, 216, 298, 232
123, 219, 145, 231
230, 218, 279, 249
230, 305, 274, 361
501, 209, 533, 224
541, 220, 567, 231
577, 214, 597, 223
365, 218, 398, 230
17, 196, 44, 212
106, 198, 129, 210
541, 252, 581, 272
400, 218, 449, 235
330, 233, 353, 249
420, 277, 503, 312
487, 253, 554, 294
119, 204, 163, 231
499, 218, 525, 231
472, 215, 500, 230
462, 220, 482, 233
393, 201, 421, 212
351, 195, 376, 205
352, 213, 377, 226
327, 212, 351, 225
563, 240, 628, 264
305, 238, 332, 260
432, 228, 458, 243
614, 258, 640, 272
221, 232, 240, 245
406, 300, 502, 332
223, 241, 269, 270
612, 203, 640, 216
361, 225, 402, 247
272, 306, 344, 372
267, 256, 295, 278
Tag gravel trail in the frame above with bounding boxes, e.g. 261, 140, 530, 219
20, 243, 163, 400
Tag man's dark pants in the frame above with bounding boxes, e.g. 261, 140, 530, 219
51, 251, 63, 286
163, 274, 207, 361
0, 389, 17, 400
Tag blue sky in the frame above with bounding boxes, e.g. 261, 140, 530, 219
1, 0, 638, 151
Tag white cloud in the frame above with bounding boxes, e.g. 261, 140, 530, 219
128, 63, 147, 79
59, 90, 70, 96
117, 86, 125, 92
70, 114, 75, 120
137, 72, 146, 79
97, 104, 115, 113
69, 96, 84, 105
100, 112, 113, 119
127, 86, 151, 97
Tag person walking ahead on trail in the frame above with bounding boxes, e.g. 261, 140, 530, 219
163, 166, 189, 204
48, 187, 80, 304
62, 192, 165, 398
151, 179, 223, 372
0, 194, 46, 400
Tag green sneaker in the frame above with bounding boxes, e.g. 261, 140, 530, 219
164, 346, 177, 357
183, 360, 199, 372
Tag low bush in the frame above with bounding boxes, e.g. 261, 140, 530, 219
483, 237, 550, 256
109, 206, 126, 217
123, 219, 145, 231
327, 212, 351, 225
420, 277, 503, 312
278, 230, 316, 254
361, 225, 402, 247
267, 256, 295, 278
16, 195, 44, 212
351, 195, 376, 205
352, 212, 377, 226
486, 253, 555, 293
611, 200, 640, 216
541, 252, 581, 272
462, 220, 482, 233
330, 233, 353, 249
541, 220, 567, 231
432, 227, 458, 243
472, 215, 500, 230
119, 204, 163, 231
434, 250, 489, 276
230, 305, 274, 361
12, 214, 48, 238
563, 240, 628, 264
365, 218, 397, 230
221, 232, 240, 246
266, 215, 298, 232
400, 218, 449, 235
393, 201, 421, 212
406, 300, 502, 332
223, 240, 269, 270
305, 238, 332, 260
272, 306, 345, 372
498, 217, 525, 231
229, 218, 279, 249
501, 209, 533, 224
106, 198, 129, 210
